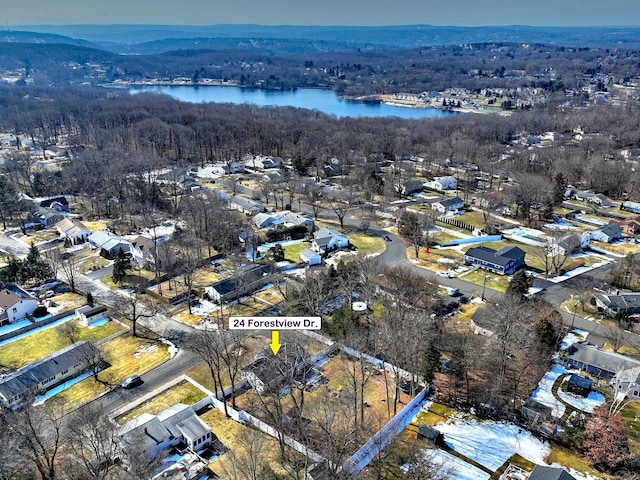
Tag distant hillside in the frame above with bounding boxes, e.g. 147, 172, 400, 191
0, 30, 97, 48
11, 24, 640, 53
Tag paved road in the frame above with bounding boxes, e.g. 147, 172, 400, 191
0, 233, 30, 259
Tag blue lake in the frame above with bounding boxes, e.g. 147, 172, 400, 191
129, 85, 459, 119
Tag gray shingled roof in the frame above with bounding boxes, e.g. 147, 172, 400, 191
567, 343, 640, 375
0, 341, 98, 402
209, 264, 272, 296
465, 245, 524, 267
529, 465, 576, 480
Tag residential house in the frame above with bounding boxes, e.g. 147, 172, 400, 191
593, 292, 640, 317
500, 464, 576, 480
469, 307, 499, 337
0, 341, 100, 408
612, 366, 640, 401
0, 285, 38, 325
590, 224, 623, 243
75, 304, 108, 326
425, 175, 457, 191
616, 216, 640, 236
550, 232, 590, 256
130, 236, 178, 270
311, 228, 349, 253
398, 179, 423, 196
119, 403, 215, 458
300, 247, 322, 266
245, 155, 280, 170
240, 343, 308, 394
566, 343, 640, 379
621, 201, 640, 214
88, 231, 131, 258
229, 195, 264, 215
431, 196, 464, 214
56, 218, 90, 244
463, 246, 526, 275
31, 207, 64, 227
252, 213, 284, 229
274, 211, 315, 229
213, 162, 245, 175
35, 195, 69, 213
205, 264, 272, 303
575, 190, 611, 207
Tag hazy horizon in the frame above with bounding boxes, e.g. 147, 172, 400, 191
1, 0, 639, 28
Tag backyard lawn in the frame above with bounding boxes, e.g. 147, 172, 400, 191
591, 240, 640, 256
621, 400, 640, 456
50, 292, 89, 310
201, 408, 300, 478
407, 245, 463, 272
0, 319, 125, 369
282, 241, 311, 263
116, 380, 207, 424
455, 210, 488, 230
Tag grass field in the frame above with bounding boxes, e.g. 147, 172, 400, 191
84, 220, 108, 232
282, 241, 311, 263
591, 240, 640, 256
59, 335, 170, 408
50, 292, 88, 310
0, 319, 125, 369
116, 380, 207, 424
455, 210, 488, 230
621, 401, 640, 455
349, 233, 386, 256
460, 269, 510, 293
407, 245, 463, 272
15, 229, 59, 244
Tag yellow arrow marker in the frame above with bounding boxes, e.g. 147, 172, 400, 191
269, 330, 282, 355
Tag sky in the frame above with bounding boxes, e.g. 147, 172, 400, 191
1, 0, 639, 27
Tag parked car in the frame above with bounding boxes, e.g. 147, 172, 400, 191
384, 235, 392, 242
121, 375, 142, 389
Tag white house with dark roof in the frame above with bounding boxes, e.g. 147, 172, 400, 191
0, 285, 38, 325
590, 224, 623, 243
431, 196, 464, 214
311, 228, 349, 253
593, 292, 640, 317
0, 341, 99, 408
118, 403, 215, 457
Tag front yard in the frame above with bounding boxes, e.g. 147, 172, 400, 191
58, 335, 171, 408
348, 233, 386, 256
115, 380, 207, 424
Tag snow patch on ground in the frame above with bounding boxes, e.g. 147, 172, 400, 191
160, 338, 179, 359
427, 449, 490, 480
530, 364, 568, 419
557, 385, 606, 413
561, 329, 589, 351
435, 417, 550, 471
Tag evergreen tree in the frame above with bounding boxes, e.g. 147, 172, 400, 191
112, 249, 129, 285
422, 342, 441, 385
26, 243, 40, 265
86, 291, 94, 305
506, 269, 532, 299
553, 172, 567, 206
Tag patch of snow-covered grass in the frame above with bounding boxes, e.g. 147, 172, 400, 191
426, 449, 490, 480
530, 364, 568, 419
560, 329, 589, 351
435, 417, 550, 471
557, 384, 606, 413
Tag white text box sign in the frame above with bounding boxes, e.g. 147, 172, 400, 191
229, 317, 321, 330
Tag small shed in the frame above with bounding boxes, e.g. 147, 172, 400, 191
75, 305, 108, 326
417, 425, 443, 445
566, 374, 592, 397
522, 399, 553, 423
